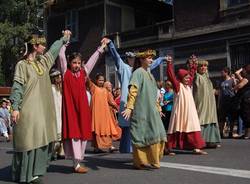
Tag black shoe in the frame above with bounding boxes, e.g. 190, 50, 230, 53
93, 148, 106, 153
57, 155, 65, 160
51, 155, 57, 161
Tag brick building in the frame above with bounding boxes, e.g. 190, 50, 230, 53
45, 0, 250, 86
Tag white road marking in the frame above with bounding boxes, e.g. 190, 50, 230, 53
1, 147, 249, 179
160, 162, 250, 179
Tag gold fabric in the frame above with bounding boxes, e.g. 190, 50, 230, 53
126, 85, 138, 110
133, 141, 165, 168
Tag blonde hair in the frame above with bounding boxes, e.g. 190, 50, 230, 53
165, 80, 173, 89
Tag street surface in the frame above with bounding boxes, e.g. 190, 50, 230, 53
0, 138, 250, 184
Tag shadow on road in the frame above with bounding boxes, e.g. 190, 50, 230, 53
48, 165, 73, 174
0, 166, 12, 183
84, 156, 133, 170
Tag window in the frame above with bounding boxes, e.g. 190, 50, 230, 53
65, 10, 79, 41
105, 57, 119, 88
158, 48, 174, 81
230, 43, 250, 71
220, 0, 250, 11
227, 0, 249, 7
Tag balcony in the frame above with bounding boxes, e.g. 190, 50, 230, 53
219, 1, 250, 21
107, 19, 174, 48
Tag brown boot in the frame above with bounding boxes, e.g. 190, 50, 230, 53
74, 166, 88, 173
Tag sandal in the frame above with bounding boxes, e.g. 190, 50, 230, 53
193, 149, 208, 155
109, 146, 118, 153
164, 150, 176, 156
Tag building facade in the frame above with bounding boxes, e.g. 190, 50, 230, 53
46, 0, 250, 86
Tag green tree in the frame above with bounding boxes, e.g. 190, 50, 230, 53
0, 0, 43, 86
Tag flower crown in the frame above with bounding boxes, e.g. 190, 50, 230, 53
136, 49, 156, 58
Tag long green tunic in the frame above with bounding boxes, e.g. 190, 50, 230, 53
193, 73, 221, 143
11, 38, 65, 152
129, 68, 166, 148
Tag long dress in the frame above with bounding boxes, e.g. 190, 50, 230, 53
107, 92, 122, 140
10, 37, 66, 183
128, 67, 166, 168
167, 63, 205, 150
51, 85, 62, 141
60, 46, 103, 161
107, 41, 166, 153
193, 73, 221, 145
62, 69, 92, 160
90, 82, 121, 149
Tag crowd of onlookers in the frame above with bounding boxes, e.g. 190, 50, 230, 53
156, 63, 250, 140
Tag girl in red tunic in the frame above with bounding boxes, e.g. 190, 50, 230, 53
60, 42, 106, 173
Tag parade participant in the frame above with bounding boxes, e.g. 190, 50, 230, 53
122, 49, 166, 169
89, 74, 121, 153
166, 56, 207, 155
60, 40, 106, 173
105, 38, 167, 153
49, 69, 64, 160
186, 54, 198, 86
114, 87, 121, 110
104, 81, 122, 152
193, 60, 221, 147
10, 30, 71, 183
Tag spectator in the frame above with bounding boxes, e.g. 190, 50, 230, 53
0, 98, 10, 141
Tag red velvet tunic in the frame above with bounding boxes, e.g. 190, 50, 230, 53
62, 68, 92, 140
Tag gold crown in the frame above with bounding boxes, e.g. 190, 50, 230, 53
29, 37, 46, 45
136, 49, 156, 58
198, 60, 208, 66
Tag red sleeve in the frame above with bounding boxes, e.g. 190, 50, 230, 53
167, 62, 180, 93
107, 92, 119, 111
188, 63, 197, 86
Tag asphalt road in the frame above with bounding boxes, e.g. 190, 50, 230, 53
0, 138, 250, 184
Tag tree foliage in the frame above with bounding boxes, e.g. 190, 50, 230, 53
0, 0, 43, 86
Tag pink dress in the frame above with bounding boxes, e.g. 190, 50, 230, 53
167, 62, 205, 150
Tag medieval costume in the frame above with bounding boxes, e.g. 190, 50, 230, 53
125, 50, 166, 169
166, 62, 206, 153
10, 35, 68, 183
90, 80, 121, 151
107, 41, 166, 153
60, 45, 104, 172
193, 60, 221, 147
50, 69, 64, 159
